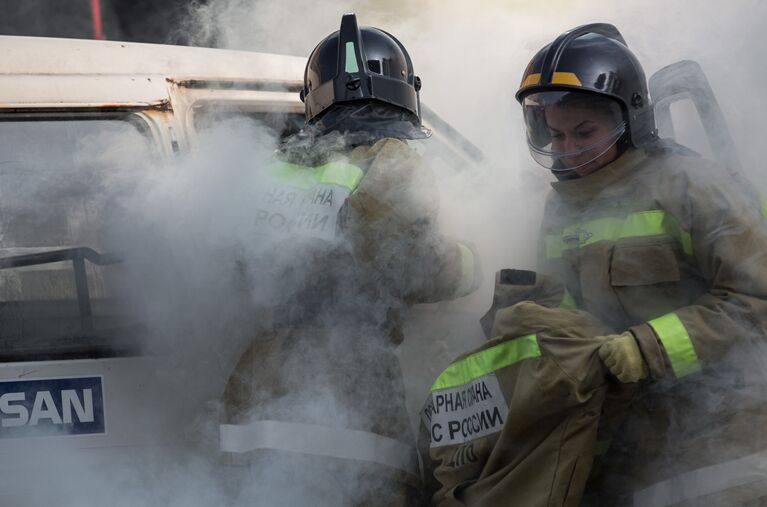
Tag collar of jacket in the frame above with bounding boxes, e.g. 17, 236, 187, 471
550, 148, 648, 201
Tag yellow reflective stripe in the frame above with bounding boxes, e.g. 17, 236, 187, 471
551, 71, 582, 86
317, 162, 364, 191
648, 312, 701, 378
559, 289, 577, 310
453, 242, 475, 298
431, 334, 541, 391
545, 210, 693, 259
271, 162, 364, 192
520, 72, 541, 88
545, 234, 567, 259
520, 72, 581, 90
271, 162, 319, 190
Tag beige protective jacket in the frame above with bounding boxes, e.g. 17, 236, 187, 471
539, 147, 767, 506
419, 271, 611, 507
222, 138, 479, 507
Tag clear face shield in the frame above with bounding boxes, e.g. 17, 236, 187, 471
522, 91, 626, 175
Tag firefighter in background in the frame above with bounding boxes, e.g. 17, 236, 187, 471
220, 14, 479, 507
516, 23, 767, 505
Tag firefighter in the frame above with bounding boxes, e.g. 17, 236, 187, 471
516, 23, 767, 505
220, 14, 479, 507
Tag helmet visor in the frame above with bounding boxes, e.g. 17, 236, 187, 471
522, 91, 625, 172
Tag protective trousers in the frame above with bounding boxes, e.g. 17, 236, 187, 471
222, 324, 422, 507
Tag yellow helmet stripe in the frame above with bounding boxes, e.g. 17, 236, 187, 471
520, 71, 582, 90
551, 72, 582, 86
520, 72, 541, 88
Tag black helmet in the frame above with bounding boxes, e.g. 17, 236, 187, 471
299, 13, 427, 140
516, 23, 656, 151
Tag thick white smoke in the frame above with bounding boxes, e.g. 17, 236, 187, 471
179, 1, 767, 504
184, 0, 767, 302
2, 1, 766, 505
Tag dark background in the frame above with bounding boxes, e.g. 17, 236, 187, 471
0, 0, 206, 45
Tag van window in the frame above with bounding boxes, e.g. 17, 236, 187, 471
0, 116, 155, 361
193, 106, 305, 143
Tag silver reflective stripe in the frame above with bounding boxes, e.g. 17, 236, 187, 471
220, 420, 418, 477
633, 449, 767, 507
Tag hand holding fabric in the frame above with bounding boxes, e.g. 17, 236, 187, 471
598, 331, 649, 383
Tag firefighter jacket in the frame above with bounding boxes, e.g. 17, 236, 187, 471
221, 137, 479, 507
418, 270, 612, 507
539, 147, 767, 506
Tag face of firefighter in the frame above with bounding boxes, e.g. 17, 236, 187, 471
543, 104, 621, 177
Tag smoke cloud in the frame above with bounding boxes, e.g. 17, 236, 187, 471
1, 0, 766, 505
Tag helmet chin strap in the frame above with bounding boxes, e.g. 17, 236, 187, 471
616, 130, 632, 156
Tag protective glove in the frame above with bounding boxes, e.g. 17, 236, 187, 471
598, 331, 649, 383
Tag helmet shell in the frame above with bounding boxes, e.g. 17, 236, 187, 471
516, 23, 656, 148
301, 13, 422, 125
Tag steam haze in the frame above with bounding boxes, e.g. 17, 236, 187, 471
186, 0, 767, 301
1, 0, 766, 506
182, 0, 767, 503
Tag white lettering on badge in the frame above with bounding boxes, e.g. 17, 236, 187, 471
422, 374, 507, 448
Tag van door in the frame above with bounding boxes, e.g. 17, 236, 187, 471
0, 111, 193, 502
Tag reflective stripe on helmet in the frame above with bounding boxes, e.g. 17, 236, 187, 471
220, 420, 418, 476
453, 242, 476, 298
551, 71, 582, 86
520, 72, 541, 88
271, 161, 364, 191
519, 72, 583, 92
648, 312, 701, 378
545, 210, 693, 259
431, 334, 541, 391
344, 42, 359, 73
